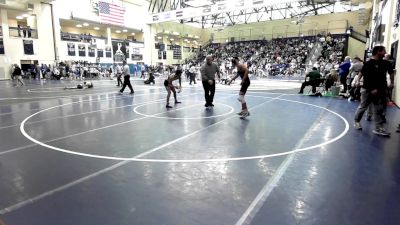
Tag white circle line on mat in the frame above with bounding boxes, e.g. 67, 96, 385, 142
133, 102, 234, 120
20, 94, 349, 162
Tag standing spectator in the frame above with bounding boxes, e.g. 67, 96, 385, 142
119, 61, 134, 94
200, 55, 220, 107
339, 56, 351, 93
12, 64, 24, 86
353, 46, 394, 136
189, 64, 197, 85
115, 63, 122, 87
348, 57, 363, 89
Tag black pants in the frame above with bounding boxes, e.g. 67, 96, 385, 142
340, 75, 347, 93
120, 75, 133, 93
189, 73, 196, 84
300, 80, 320, 93
117, 75, 122, 86
202, 80, 215, 105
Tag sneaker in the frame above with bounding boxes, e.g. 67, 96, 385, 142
237, 111, 244, 116
354, 122, 362, 130
166, 105, 172, 108
366, 115, 372, 121
372, 127, 390, 136
130, 92, 134, 95
209, 103, 214, 107
298, 91, 303, 94
175, 101, 181, 104
240, 111, 250, 119
119, 92, 123, 95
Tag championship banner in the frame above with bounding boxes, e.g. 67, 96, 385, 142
78, 44, 86, 57
105, 46, 112, 58
97, 49, 104, 58
112, 41, 128, 62
67, 42, 76, 56
0, 38, 4, 55
23, 39, 34, 55
88, 46, 95, 57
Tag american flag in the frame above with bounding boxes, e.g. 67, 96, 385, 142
98, 1, 125, 26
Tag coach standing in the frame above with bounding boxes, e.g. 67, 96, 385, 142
353, 46, 394, 136
200, 55, 220, 107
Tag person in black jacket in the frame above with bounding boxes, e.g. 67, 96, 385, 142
12, 64, 24, 86
353, 46, 394, 136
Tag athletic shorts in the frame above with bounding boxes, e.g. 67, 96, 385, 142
240, 79, 250, 93
164, 80, 169, 87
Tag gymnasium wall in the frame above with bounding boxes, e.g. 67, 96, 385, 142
0, 3, 56, 80
347, 37, 366, 59
371, 0, 400, 104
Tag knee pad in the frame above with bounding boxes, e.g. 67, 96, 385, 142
237, 95, 245, 103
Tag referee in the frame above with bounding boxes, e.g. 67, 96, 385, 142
200, 55, 220, 107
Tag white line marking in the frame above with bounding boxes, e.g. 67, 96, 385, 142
234, 100, 328, 225
0, 92, 199, 130
0, 95, 280, 215
19, 94, 349, 162
0, 93, 201, 156
134, 102, 234, 120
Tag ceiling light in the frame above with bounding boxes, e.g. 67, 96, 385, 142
194, 35, 199, 38
22, 14, 30, 18
122, 29, 128, 32
170, 38, 174, 41
165, 30, 170, 34
131, 32, 135, 35
76, 24, 82, 28
94, 27, 100, 30
184, 39, 188, 42
16, 16, 24, 20
157, 36, 162, 39
83, 23, 89, 26
188, 34, 193, 38
116, 30, 121, 33
175, 42, 180, 45
173, 31, 179, 35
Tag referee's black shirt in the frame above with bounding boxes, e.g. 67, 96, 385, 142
361, 58, 394, 92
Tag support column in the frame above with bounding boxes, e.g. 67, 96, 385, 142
0, 9, 12, 79
107, 27, 112, 46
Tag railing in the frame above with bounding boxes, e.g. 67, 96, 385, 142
61, 31, 107, 42
350, 30, 367, 43
9, 27, 38, 39
211, 26, 347, 43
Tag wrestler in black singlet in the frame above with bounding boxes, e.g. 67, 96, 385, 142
238, 69, 250, 93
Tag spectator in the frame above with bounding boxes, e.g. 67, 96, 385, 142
339, 56, 351, 93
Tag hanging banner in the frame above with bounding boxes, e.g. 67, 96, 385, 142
112, 41, 129, 62
88, 46, 95, 57
67, 42, 76, 56
23, 39, 34, 55
158, 50, 162, 60
105, 46, 112, 58
0, 38, 4, 55
131, 54, 143, 61
78, 44, 86, 57
97, 49, 104, 58
148, 0, 300, 24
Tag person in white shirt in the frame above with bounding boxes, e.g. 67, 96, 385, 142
119, 61, 134, 94
115, 64, 122, 86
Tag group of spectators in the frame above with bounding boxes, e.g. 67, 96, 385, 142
299, 45, 397, 136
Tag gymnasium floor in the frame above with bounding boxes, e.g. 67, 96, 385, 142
0, 78, 399, 225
